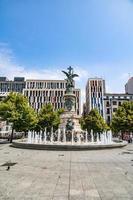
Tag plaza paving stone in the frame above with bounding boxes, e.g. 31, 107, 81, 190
0, 143, 133, 200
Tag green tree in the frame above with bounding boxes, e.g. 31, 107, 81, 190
111, 101, 133, 135
14, 105, 38, 134
80, 108, 109, 133
54, 108, 64, 131
38, 103, 64, 131
0, 92, 38, 142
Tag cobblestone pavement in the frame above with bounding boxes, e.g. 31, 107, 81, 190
0, 143, 133, 200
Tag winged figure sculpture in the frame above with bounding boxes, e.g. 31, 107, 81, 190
62, 66, 79, 92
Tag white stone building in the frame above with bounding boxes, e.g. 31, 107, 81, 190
104, 93, 133, 124
23, 79, 81, 115
0, 92, 12, 137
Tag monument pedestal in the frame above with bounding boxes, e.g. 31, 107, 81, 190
59, 66, 83, 134
59, 111, 82, 133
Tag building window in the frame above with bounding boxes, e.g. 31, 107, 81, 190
50, 83, 53, 89
113, 108, 117, 112
58, 91, 60, 96
106, 101, 109, 107
113, 101, 117, 105
107, 108, 110, 114
107, 116, 110, 123
47, 83, 50, 89
118, 102, 122, 106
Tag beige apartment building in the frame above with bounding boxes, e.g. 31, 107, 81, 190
23, 79, 81, 115
85, 78, 105, 117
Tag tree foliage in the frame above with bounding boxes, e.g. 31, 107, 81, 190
0, 92, 38, 142
80, 108, 109, 133
37, 103, 64, 131
111, 101, 133, 133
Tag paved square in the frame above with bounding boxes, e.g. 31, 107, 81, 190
0, 144, 133, 200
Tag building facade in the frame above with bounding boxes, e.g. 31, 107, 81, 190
104, 93, 133, 124
125, 77, 133, 94
0, 77, 25, 137
85, 78, 105, 117
0, 77, 25, 93
23, 79, 81, 115
0, 92, 12, 137
85, 76, 133, 124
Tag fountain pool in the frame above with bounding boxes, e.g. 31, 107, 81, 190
12, 129, 127, 150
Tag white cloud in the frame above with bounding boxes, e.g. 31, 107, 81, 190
0, 45, 90, 111
0, 44, 65, 80
0, 45, 90, 84
1, 44, 132, 113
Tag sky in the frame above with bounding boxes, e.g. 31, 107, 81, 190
0, 0, 133, 104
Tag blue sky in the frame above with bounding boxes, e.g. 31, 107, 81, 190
0, 0, 133, 103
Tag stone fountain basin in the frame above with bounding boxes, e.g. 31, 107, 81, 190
12, 140, 127, 150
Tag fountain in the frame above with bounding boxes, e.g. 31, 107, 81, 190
12, 67, 127, 150
27, 128, 115, 145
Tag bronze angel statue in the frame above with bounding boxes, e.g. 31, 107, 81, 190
62, 66, 79, 92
